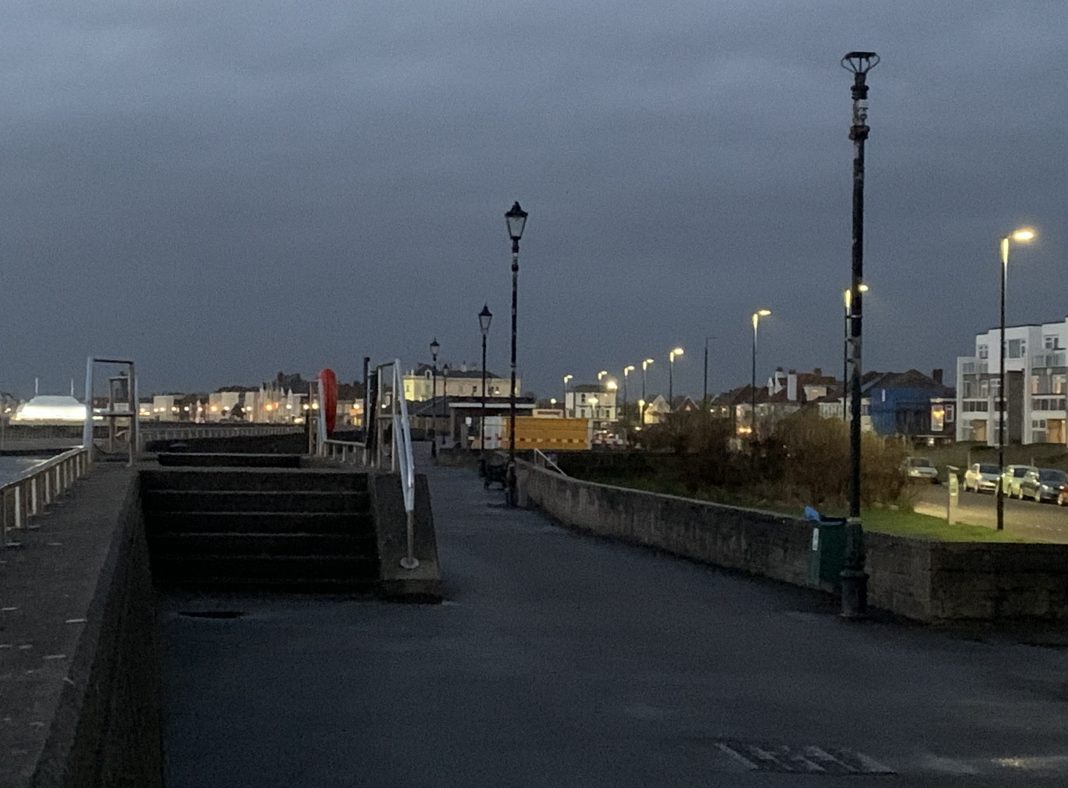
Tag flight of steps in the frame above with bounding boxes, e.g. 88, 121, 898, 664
141, 468, 379, 591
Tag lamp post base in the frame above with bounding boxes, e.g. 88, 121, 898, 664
840, 518, 869, 619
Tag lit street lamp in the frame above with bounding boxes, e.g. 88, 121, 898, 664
841, 49, 879, 618
622, 365, 635, 429
505, 200, 528, 506
640, 358, 654, 426
668, 347, 684, 406
751, 310, 771, 438
842, 284, 868, 420
479, 304, 493, 466
430, 337, 439, 458
563, 374, 573, 417
997, 227, 1036, 532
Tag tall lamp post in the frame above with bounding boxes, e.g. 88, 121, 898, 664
479, 304, 493, 466
668, 347, 684, 407
842, 284, 868, 420
563, 374, 573, 417
750, 310, 771, 437
640, 358, 653, 426
429, 338, 439, 458
841, 50, 879, 618
997, 228, 1036, 531
703, 336, 715, 409
505, 200, 528, 506
622, 365, 635, 429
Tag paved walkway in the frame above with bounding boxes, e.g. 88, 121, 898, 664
161, 460, 1068, 787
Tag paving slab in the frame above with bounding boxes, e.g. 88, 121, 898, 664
161, 459, 1068, 787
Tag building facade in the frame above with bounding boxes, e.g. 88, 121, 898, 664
956, 319, 1068, 445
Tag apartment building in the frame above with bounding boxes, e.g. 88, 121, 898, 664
956, 319, 1068, 445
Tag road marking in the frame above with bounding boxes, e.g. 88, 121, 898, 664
715, 740, 894, 775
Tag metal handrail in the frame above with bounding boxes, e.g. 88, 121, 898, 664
1, 447, 90, 547
532, 448, 567, 476
386, 360, 419, 569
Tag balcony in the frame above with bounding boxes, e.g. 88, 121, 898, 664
1032, 350, 1067, 369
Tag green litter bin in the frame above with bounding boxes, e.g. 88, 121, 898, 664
808, 518, 846, 586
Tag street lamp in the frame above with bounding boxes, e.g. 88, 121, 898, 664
622, 365, 635, 429
430, 337, 439, 458
842, 284, 868, 420
563, 374, 573, 417
479, 304, 493, 464
841, 49, 879, 618
597, 370, 608, 385
997, 227, 1036, 532
641, 358, 654, 426
505, 200, 528, 506
703, 336, 716, 409
750, 310, 771, 437
668, 347, 684, 406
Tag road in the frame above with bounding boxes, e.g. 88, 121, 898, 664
912, 483, 1068, 542
162, 456, 1068, 786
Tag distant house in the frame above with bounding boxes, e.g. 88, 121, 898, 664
641, 394, 670, 426
862, 369, 955, 441
403, 363, 513, 402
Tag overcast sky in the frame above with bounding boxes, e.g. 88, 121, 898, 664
2, 1, 1066, 400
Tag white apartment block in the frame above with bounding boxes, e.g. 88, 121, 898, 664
956, 318, 1068, 446
565, 385, 618, 426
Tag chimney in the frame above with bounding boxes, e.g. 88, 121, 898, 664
814, 367, 822, 377
932, 368, 943, 385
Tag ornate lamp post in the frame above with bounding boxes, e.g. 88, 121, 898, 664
668, 347, 684, 406
997, 228, 1036, 531
841, 49, 879, 618
479, 304, 493, 468
430, 337, 439, 458
505, 201, 528, 506
640, 358, 653, 426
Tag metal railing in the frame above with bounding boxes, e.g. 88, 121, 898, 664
1, 447, 90, 547
310, 360, 418, 570
532, 448, 567, 476
141, 424, 301, 451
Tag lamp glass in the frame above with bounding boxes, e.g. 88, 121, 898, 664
505, 201, 528, 241
478, 304, 493, 334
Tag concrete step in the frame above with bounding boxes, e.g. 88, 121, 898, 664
150, 555, 379, 583
152, 576, 378, 593
140, 469, 368, 493
145, 511, 374, 536
156, 453, 303, 468
148, 532, 378, 558
142, 490, 370, 514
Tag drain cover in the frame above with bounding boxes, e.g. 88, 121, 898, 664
716, 740, 894, 775
179, 610, 245, 620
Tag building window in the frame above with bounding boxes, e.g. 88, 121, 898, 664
978, 344, 988, 359
931, 404, 945, 432
945, 404, 955, 422
1045, 335, 1060, 350
979, 380, 989, 398
1055, 375, 1066, 394
1008, 339, 1025, 358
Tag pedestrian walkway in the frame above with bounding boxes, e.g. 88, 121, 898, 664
161, 460, 1068, 787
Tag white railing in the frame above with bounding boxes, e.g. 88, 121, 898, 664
533, 448, 567, 476
1, 447, 90, 547
311, 360, 418, 570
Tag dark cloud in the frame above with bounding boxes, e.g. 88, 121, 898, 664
1, 1, 1066, 399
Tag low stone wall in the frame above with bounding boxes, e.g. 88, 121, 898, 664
520, 464, 1068, 622
0, 465, 162, 787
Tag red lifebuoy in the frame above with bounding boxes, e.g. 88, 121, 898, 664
319, 368, 338, 436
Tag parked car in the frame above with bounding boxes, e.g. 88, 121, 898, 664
999, 465, 1036, 498
903, 457, 939, 483
1019, 468, 1068, 503
963, 463, 1001, 493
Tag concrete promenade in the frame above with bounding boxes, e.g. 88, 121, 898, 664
161, 458, 1068, 787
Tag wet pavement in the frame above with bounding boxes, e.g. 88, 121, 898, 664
161, 459, 1068, 787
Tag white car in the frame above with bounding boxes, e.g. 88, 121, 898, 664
903, 457, 939, 484
963, 462, 1000, 493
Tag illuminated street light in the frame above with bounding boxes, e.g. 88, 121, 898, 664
640, 358, 654, 426
563, 374, 573, 417
668, 347, 684, 406
751, 310, 771, 438
622, 365, 635, 430
997, 227, 1037, 532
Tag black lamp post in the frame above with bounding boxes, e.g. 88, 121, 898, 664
623, 365, 635, 431
668, 347, 683, 407
430, 337, 439, 458
841, 49, 878, 618
751, 310, 771, 438
842, 285, 868, 420
997, 228, 1036, 531
563, 374, 573, 418
640, 358, 653, 427
505, 200, 528, 506
479, 304, 493, 468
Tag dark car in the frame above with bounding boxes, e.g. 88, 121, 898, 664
1019, 468, 1068, 503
